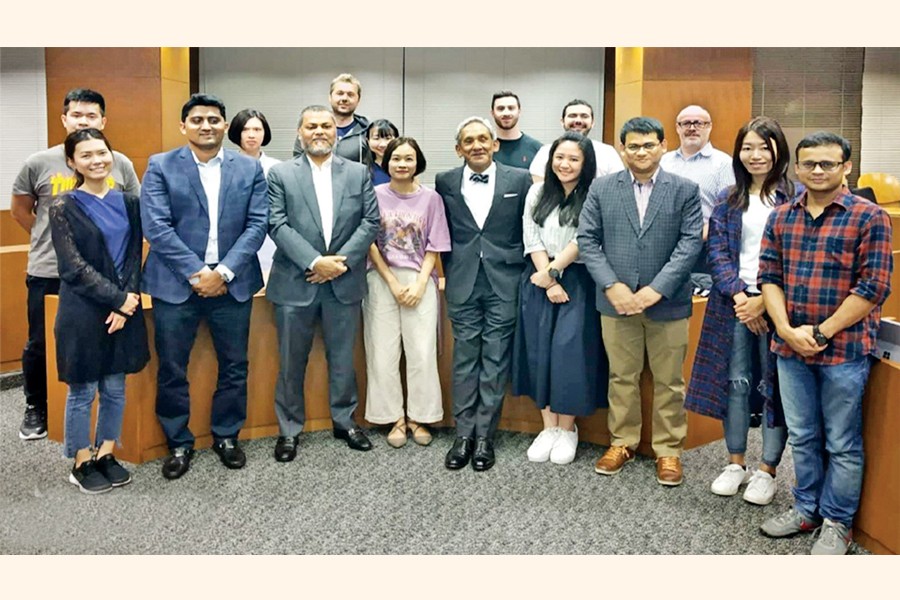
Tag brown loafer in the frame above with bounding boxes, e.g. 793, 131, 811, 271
407, 420, 433, 446
594, 445, 635, 475
656, 456, 683, 486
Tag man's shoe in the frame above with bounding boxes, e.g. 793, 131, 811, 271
333, 427, 373, 451
69, 459, 112, 495
161, 447, 194, 480
94, 454, 132, 487
760, 508, 822, 538
710, 463, 750, 496
19, 404, 47, 440
212, 438, 246, 469
743, 470, 777, 505
274, 435, 299, 462
811, 519, 853, 555
594, 445, 634, 475
444, 436, 473, 470
656, 456, 684, 486
472, 436, 495, 472
527, 427, 560, 463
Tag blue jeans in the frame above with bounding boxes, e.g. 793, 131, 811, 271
64, 372, 126, 458
725, 319, 787, 467
776, 355, 871, 527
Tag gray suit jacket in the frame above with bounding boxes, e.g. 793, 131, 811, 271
265, 154, 379, 306
577, 168, 703, 321
435, 163, 532, 304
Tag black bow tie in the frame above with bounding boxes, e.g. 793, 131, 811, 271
469, 172, 489, 184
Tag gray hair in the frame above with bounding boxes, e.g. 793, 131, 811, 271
297, 104, 335, 128
455, 116, 496, 144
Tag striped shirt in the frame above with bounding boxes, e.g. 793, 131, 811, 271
522, 183, 581, 265
758, 187, 893, 365
660, 142, 734, 222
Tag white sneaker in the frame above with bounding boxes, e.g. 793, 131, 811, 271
743, 469, 777, 505
710, 464, 750, 496
527, 428, 561, 462
550, 426, 578, 465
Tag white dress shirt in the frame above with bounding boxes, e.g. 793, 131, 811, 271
307, 154, 335, 269
190, 148, 234, 282
461, 162, 496, 230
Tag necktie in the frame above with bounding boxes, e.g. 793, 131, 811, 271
469, 173, 489, 184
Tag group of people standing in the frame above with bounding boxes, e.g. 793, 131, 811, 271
11, 73, 892, 556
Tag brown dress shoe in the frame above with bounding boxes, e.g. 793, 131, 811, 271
594, 445, 635, 475
656, 456, 683, 486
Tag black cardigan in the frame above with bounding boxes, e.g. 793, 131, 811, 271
49, 192, 149, 383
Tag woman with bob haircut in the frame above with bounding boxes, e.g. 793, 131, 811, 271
49, 128, 149, 494
367, 118, 399, 186
512, 131, 608, 465
686, 116, 796, 505
363, 136, 451, 448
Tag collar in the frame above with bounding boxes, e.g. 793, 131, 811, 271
306, 153, 334, 171
190, 146, 224, 166
629, 168, 660, 186
463, 162, 497, 181
791, 185, 853, 211
675, 142, 715, 159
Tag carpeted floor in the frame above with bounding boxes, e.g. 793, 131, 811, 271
0, 381, 868, 554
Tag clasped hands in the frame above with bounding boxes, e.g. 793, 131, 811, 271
106, 292, 140, 334
530, 269, 569, 304
306, 255, 348, 284
733, 292, 769, 335
605, 282, 661, 315
390, 279, 428, 307
191, 268, 228, 298
780, 324, 827, 357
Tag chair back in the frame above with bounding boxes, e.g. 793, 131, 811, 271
858, 172, 900, 204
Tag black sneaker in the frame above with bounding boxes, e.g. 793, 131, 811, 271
19, 404, 47, 440
69, 459, 112, 495
95, 454, 132, 487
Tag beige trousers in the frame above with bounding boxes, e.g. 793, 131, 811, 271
600, 314, 689, 457
363, 268, 443, 424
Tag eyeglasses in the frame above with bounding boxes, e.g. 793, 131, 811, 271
677, 120, 710, 129
624, 142, 661, 153
797, 160, 845, 172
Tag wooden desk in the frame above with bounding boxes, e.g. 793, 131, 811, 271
0, 244, 29, 372
45, 294, 722, 464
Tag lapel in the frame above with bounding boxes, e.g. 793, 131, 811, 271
292, 155, 324, 235
639, 169, 671, 236
481, 163, 505, 231
331, 156, 347, 232
180, 146, 209, 216
217, 149, 234, 221
617, 171, 641, 237
448, 167, 479, 229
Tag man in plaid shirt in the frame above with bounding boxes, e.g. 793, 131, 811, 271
758, 131, 893, 555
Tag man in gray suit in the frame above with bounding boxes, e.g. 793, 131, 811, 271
578, 116, 702, 486
266, 105, 380, 461
435, 116, 533, 471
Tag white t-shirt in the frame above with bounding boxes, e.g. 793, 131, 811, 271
739, 193, 775, 293
529, 139, 624, 180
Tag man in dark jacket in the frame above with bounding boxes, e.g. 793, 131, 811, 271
292, 73, 371, 167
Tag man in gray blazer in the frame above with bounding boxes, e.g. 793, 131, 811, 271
266, 105, 380, 461
577, 116, 703, 486
435, 116, 533, 471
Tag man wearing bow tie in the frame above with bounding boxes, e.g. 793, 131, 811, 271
435, 116, 532, 471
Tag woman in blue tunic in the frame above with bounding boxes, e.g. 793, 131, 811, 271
685, 117, 795, 505
367, 119, 399, 185
512, 131, 608, 465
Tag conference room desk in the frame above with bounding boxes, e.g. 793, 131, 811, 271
44, 294, 722, 465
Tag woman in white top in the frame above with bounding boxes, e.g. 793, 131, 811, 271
512, 131, 608, 465
228, 109, 279, 276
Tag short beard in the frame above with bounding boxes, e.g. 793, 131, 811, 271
495, 119, 517, 131
305, 142, 334, 157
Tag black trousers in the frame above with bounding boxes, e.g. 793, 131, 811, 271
23, 275, 61, 411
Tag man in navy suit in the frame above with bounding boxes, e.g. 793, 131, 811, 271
435, 116, 532, 471
141, 93, 268, 480
266, 105, 379, 461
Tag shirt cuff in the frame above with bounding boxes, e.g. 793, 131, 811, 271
215, 264, 234, 283
309, 255, 323, 271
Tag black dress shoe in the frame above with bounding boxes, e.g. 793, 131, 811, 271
472, 436, 495, 471
445, 436, 474, 470
274, 435, 299, 462
162, 447, 194, 480
333, 427, 373, 451
212, 438, 246, 469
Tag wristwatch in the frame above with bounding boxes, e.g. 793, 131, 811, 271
547, 267, 560, 281
812, 324, 829, 346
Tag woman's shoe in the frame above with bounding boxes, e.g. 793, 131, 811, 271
407, 420, 433, 446
387, 418, 408, 448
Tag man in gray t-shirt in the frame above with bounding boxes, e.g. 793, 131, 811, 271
10, 88, 140, 441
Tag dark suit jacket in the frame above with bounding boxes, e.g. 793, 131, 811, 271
435, 163, 532, 304
265, 154, 379, 306
140, 146, 268, 304
49, 193, 149, 383
577, 168, 703, 321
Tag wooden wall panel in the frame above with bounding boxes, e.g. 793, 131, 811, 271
161, 78, 190, 151
1, 247, 28, 371
643, 48, 753, 81
1, 211, 30, 246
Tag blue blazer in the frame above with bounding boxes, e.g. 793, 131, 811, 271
140, 146, 268, 303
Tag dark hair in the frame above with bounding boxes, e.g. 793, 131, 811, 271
181, 93, 227, 122
532, 132, 596, 228
64, 128, 112, 187
795, 131, 852, 162
381, 137, 427, 177
368, 119, 399, 141
619, 117, 665, 144
63, 88, 106, 116
561, 99, 593, 119
491, 91, 520, 110
727, 116, 794, 211
228, 109, 271, 147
